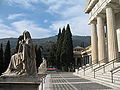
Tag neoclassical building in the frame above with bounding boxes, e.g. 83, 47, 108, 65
85, 0, 120, 64
73, 46, 92, 68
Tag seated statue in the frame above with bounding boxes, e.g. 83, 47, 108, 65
2, 31, 37, 76
38, 58, 47, 74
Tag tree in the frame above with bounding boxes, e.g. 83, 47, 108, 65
60, 24, 73, 71
65, 24, 74, 71
48, 43, 57, 67
56, 28, 62, 69
0, 44, 4, 74
4, 40, 11, 72
59, 27, 66, 70
80, 42, 85, 48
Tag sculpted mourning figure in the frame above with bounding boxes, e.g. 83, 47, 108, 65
3, 31, 37, 76
38, 58, 47, 74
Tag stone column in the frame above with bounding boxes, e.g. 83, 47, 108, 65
91, 22, 98, 64
97, 16, 107, 63
106, 7, 119, 62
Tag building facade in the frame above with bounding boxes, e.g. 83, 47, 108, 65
73, 46, 92, 68
85, 0, 120, 64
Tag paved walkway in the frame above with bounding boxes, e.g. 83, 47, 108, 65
49, 72, 112, 90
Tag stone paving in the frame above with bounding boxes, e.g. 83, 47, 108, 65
50, 72, 112, 90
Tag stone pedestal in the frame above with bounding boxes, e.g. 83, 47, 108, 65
0, 82, 40, 90
0, 75, 46, 90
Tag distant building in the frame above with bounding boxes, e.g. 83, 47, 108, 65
73, 46, 92, 68
73, 46, 84, 52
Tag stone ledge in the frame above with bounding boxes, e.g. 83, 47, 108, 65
0, 74, 47, 82
0, 74, 47, 90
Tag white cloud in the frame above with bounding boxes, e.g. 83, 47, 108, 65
0, 19, 3, 23
4, 0, 90, 37
11, 20, 51, 38
0, 20, 19, 38
6, 0, 85, 17
0, 30, 18, 38
43, 19, 48, 23
50, 15, 90, 36
60, 5, 82, 18
6, 0, 37, 9
42, 0, 84, 18
8, 13, 25, 20
0, 19, 52, 38
42, 0, 90, 36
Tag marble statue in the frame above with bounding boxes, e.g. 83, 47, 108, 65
3, 31, 37, 76
38, 58, 47, 74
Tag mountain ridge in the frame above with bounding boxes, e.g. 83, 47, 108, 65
0, 35, 91, 50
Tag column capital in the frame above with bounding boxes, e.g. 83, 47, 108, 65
105, 4, 116, 12
105, 3, 118, 10
97, 13, 105, 19
105, 5, 112, 9
90, 20, 97, 24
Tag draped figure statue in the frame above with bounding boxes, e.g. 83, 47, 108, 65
2, 31, 37, 76
38, 58, 47, 74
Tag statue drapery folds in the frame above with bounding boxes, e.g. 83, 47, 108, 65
3, 31, 37, 76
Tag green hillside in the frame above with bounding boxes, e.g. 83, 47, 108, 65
0, 35, 91, 50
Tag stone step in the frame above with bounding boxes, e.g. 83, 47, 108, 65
94, 74, 120, 85
84, 71, 120, 85
74, 73, 120, 89
78, 70, 120, 83
75, 62, 120, 89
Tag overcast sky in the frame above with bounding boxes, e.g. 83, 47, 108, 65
0, 0, 90, 38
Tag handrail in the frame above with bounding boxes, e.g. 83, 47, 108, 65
83, 58, 107, 76
82, 59, 98, 76
94, 57, 119, 78
110, 66, 120, 83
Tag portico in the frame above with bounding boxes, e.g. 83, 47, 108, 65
85, 0, 120, 64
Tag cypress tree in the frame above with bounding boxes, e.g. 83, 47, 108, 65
65, 24, 74, 71
60, 27, 65, 43
0, 44, 3, 74
60, 27, 66, 71
48, 43, 57, 67
59, 27, 66, 70
56, 28, 62, 69
4, 40, 11, 72
61, 24, 73, 71
57, 28, 62, 41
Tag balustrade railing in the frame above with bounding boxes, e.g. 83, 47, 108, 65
110, 66, 120, 83
93, 58, 119, 78
83, 58, 108, 76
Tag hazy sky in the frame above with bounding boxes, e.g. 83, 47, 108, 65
0, 0, 90, 38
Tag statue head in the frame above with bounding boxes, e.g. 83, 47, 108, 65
23, 30, 31, 40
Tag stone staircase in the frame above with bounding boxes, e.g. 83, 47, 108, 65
74, 62, 120, 89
